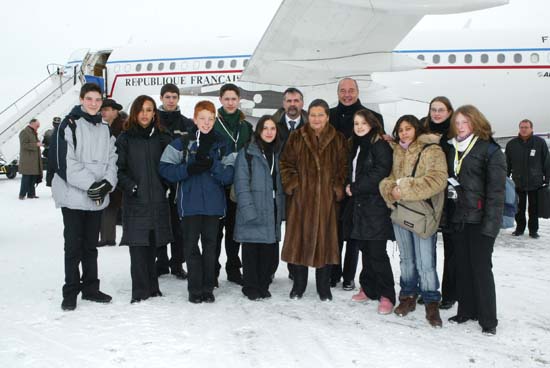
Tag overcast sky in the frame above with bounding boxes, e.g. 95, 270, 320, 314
0, 0, 543, 113
0, 0, 282, 111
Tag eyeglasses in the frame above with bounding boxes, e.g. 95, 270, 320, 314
430, 108, 447, 114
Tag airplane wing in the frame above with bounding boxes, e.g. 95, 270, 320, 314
240, 0, 508, 87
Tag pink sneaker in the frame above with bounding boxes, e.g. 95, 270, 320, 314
378, 296, 394, 315
352, 288, 368, 302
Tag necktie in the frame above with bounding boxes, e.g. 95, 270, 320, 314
289, 120, 296, 131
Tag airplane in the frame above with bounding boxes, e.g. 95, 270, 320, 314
1, 0, 548, 167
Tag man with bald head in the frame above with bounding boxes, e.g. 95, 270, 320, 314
329, 77, 384, 291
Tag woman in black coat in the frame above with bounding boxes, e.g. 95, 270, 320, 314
422, 96, 456, 310
446, 105, 506, 335
116, 95, 174, 303
343, 109, 395, 314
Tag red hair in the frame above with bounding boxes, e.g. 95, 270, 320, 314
194, 100, 216, 119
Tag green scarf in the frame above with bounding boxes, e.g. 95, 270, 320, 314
215, 107, 252, 152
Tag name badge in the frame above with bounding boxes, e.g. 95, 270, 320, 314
448, 177, 460, 187
530, 149, 536, 157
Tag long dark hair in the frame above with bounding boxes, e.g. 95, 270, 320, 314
254, 115, 281, 152
125, 95, 161, 131
353, 109, 383, 140
391, 115, 424, 142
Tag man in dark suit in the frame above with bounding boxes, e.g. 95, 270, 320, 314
329, 77, 385, 291
273, 87, 308, 145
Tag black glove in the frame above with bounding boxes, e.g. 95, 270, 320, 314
197, 132, 216, 157
187, 157, 213, 175
87, 179, 113, 201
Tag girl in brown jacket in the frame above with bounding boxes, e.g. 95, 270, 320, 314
380, 115, 447, 327
280, 99, 348, 301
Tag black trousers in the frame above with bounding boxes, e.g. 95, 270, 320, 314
100, 189, 122, 243
242, 243, 278, 297
331, 198, 359, 283
216, 192, 242, 277
182, 215, 219, 296
289, 264, 331, 296
61, 208, 102, 299
156, 198, 184, 271
355, 239, 396, 304
515, 190, 539, 234
19, 175, 37, 197
452, 223, 498, 329
129, 232, 159, 301
441, 232, 457, 302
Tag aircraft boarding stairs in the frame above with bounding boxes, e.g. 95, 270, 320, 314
0, 66, 85, 165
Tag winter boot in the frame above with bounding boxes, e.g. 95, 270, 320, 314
426, 302, 443, 328
394, 295, 416, 317
377, 297, 394, 315
351, 288, 369, 302
316, 266, 332, 301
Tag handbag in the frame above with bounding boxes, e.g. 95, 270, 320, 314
538, 185, 550, 219
390, 144, 444, 239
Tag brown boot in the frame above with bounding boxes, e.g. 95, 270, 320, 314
394, 296, 416, 317
426, 302, 443, 327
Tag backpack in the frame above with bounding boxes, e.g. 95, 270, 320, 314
487, 143, 517, 229
47, 118, 77, 181
229, 147, 253, 203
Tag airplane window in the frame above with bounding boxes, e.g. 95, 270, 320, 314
136, 63, 142, 72
182, 61, 188, 71
114, 65, 121, 73
448, 54, 456, 64
193, 61, 199, 70
417, 55, 425, 61
531, 53, 540, 63
514, 53, 522, 63
170, 62, 176, 70
230, 59, 237, 68
158, 62, 164, 71
218, 60, 224, 68
481, 54, 489, 63
432, 54, 440, 64
464, 54, 472, 63
147, 63, 153, 71
205, 60, 212, 69
124, 64, 131, 72
243, 59, 249, 67
497, 54, 505, 63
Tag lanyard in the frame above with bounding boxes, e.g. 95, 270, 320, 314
454, 136, 478, 176
262, 151, 275, 198
217, 115, 240, 152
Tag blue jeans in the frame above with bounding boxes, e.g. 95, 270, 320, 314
393, 224, 441, 303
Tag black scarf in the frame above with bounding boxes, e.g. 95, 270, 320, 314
428, 116, 451, 136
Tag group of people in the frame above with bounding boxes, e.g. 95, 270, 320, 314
30, 76, 549, 338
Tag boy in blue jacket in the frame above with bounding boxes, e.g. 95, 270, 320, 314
159, 100, 235, 303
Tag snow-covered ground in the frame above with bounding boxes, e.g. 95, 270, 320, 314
1, 176, 549, 368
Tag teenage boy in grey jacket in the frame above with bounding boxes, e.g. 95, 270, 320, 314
50, 83, 118, 311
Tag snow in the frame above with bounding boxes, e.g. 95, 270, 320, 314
1, 176, 549, 368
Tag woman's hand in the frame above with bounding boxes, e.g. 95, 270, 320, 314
391, 185, 401, 201
346, 184, 352, 197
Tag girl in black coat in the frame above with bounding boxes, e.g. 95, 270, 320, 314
422, 96, 457, 310
446, 105, 506, 335
343, 109, 395, 314
116, 95, 174, 303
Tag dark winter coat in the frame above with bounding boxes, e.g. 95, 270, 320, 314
505, 135, 550, 191
18, 126, 42, 175
213, 108, 253, 154
233, 142, 285, 244
280, 123, 348, 268
329, 100, 384, 139
158, 106, 194, 138
116, 124, 174, 247
343, 134, 394, 241
159, 130, 235, 218
272, 107, 308, 145
447, 137, 507, 238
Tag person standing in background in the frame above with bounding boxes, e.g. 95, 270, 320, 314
18, 118, 43, 199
